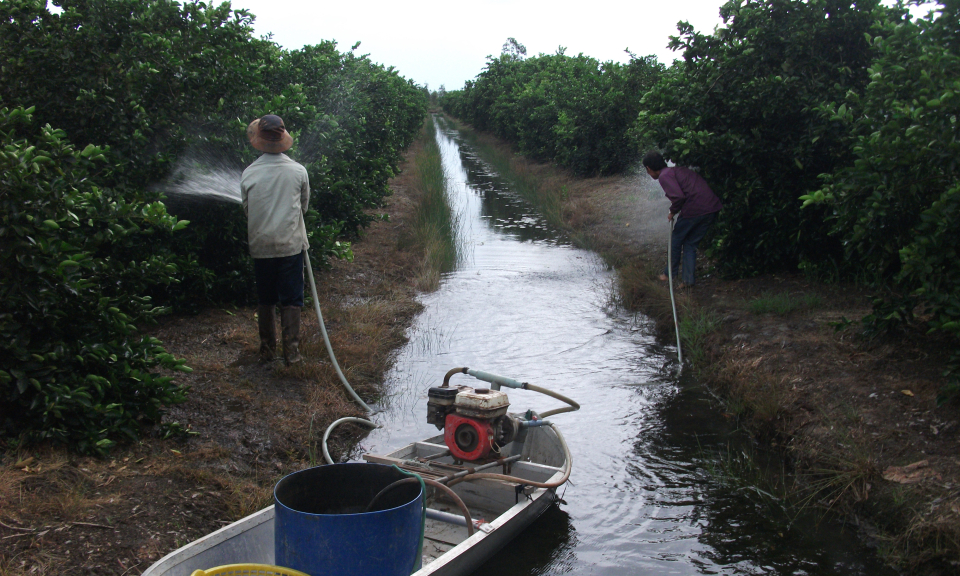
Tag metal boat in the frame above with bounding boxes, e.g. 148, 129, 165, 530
142, 368, 574, 576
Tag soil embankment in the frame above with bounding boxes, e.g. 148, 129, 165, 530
0, 136, 434, 575
452, 123, 960, 574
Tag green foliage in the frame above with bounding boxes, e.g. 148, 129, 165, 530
1, 0, 426, 309
679, 310, 722, 368
0, 0, 426, 451
637, 0, 883, 276
0, 107, 190, 454
442, 49, 664, 176
274, 43, 429, 233
802, 1, 960, 401
0, 0, 273, 190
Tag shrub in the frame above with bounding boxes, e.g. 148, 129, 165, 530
637, 0, 883, 276
802, 1, 960, 400
0, 107, 190, 453
0, 0, 427, 452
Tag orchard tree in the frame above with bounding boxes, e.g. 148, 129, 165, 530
637, 0, 884, 276
802, 0, 960, 400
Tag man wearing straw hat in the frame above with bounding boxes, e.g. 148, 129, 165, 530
241, 115, 310, 365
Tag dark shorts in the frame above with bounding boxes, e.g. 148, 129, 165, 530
254, 251, 304, 307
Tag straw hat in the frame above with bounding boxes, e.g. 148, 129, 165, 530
247, 115, 293, 153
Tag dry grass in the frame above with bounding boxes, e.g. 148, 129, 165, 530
0, 551, 62, 576
797, 445, 879, 514
293, 297, 409, 396
717, 357, 797, 428
561, 195, 602, 228
1, 451, 91, 520
413, 241, 444, 292
895, 497, 960, 570
159, 458, 273, 521
224, 482, 273, 520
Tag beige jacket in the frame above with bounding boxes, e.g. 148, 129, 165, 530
240, 153, 310, 259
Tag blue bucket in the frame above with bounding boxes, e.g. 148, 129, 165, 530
274, 463, 423, 576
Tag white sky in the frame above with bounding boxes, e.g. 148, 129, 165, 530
228, 0, 729, 91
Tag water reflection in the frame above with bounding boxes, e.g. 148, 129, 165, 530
450, 134, 559, 244
361, 116, 892, 575
476, 506, 578, 575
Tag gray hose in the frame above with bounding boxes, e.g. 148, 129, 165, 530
322, 417, 380, 465
304, 253, 375, 414
667, 218, 684, 370
304, 253, 380, 464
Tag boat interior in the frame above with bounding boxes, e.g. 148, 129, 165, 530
362, 429, 566, 565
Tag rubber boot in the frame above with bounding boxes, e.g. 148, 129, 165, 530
257, 305, 277, 363
281, 306, 302, 365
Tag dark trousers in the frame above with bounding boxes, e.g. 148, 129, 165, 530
254, 251, 304, 307
666, 212, 717, 286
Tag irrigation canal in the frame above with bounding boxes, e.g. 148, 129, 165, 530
362, 117, 891, 575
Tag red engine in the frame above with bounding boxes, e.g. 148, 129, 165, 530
427, 386, 521, 462
444, 413, 495, 461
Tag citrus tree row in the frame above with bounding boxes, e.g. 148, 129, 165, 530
0, 0, 428, 452
442, 0, 959, 401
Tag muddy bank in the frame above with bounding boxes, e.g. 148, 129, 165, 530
0, 134, 434, 575
446, 119, 960, 574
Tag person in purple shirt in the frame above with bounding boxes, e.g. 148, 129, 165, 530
642, 151, 723, 288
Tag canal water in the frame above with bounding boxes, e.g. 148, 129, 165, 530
361, 117, 891, 575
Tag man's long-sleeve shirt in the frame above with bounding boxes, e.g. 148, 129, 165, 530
658, 166, 722, 217
240, 153, 310, 259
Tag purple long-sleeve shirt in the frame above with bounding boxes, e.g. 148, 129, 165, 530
658, 166, 722, 217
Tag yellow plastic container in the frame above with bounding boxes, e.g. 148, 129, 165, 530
190, 564, 311, 576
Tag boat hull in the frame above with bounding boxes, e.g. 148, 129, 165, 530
141, 426, 566, 576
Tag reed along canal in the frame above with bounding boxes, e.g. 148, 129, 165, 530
362, 117, 890, 575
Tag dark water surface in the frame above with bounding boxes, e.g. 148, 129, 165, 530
361, 118, 891, 575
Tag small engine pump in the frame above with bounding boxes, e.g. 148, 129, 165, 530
427, 386, 522, 461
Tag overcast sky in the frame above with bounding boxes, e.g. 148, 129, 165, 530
228, 0, 728, 91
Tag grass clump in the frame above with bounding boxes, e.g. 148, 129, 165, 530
403, 115, 463, 290
678, 309, 722, 368
747, 291, 822, 316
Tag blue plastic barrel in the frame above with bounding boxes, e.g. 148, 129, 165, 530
274, 463, 423, 576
